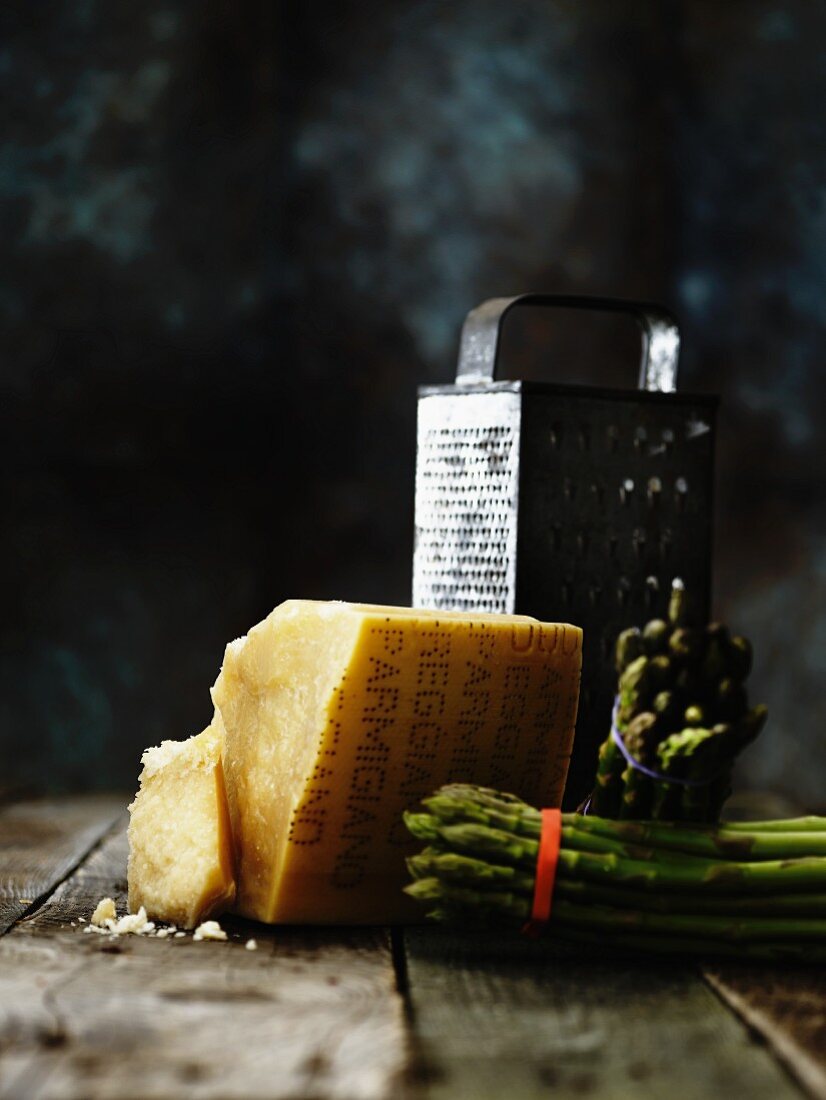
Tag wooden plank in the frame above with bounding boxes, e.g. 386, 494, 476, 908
0, 825, 408, 1100
705, 966, 826, 1100
0, 796, 123, 935
401, 927, 805, 1100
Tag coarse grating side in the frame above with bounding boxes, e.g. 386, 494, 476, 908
413, 390, 520, 613
517, 386, 716, 805
411, 295, 718, 810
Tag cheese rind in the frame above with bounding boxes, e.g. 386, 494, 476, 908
127, 719, 236, 928
212, 600, 582, 924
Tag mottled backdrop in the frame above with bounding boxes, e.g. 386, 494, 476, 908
2, 1, 824, 805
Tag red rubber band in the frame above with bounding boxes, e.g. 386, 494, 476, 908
522, 808, 562, 938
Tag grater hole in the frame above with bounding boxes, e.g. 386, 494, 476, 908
617, 577, 631, 606
606, 425, 620, 452
647, 476, 662, 506
619, 478, 634, 505
645, 575, 660, 608
675, 476, 689, 512
632, 527, 646, 559
660, 528, 673, 558
551, 524, 562, 552
662, 427, 675, 455
563, 477, 576, 502
607, 532, 619, 559
589, 584, 602, 607
578, 426, 591, 452
634, 426, 648, 452
549, 424, 563, 449
590, 481, 604, 506
600, 633, 612, 661
577, 532, 589, 555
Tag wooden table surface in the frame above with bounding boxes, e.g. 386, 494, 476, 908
1, 796, 824, 1100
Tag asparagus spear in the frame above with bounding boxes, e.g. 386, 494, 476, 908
615, 627, 644, 672
618, 712, 660, 820
616, 655, 651, 724
424, 784, 826, 859
642, 619, 670, 655
668, 577, 688, 626
652, 728, 716, 821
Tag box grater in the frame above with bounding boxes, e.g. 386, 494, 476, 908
412, 294, 718, 808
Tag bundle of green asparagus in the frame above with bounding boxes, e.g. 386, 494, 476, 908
405, 784, 826, 960
590, 580, 767, 823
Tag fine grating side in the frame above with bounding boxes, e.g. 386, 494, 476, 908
413, 391, 520, 613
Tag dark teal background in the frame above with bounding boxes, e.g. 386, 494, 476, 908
2, 2, 824, 806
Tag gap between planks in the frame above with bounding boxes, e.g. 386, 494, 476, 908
0, 795, 125, 936
398, 926, 814, 1100
704, 966, 826, 1100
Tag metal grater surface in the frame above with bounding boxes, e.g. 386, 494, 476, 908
412, 295, 718, 809
413, 390, 520, 614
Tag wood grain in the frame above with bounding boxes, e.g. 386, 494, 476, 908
0, 825, 408, 1100
0, 827, 411, 1100
705, 966, 826, 1100
401, 927, 805, 1100
0, 796, 123, 936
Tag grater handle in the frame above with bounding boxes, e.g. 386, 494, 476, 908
456, 294, 680, 392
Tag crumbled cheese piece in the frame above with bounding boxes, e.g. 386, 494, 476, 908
155, 927, 170, 939
86, 900, 156, 937
245, 939, 258, 951
193, 920, 227, 942
175, 931, 186, 938
108, 907, 155, 936
78, 916, 86, 923
91, 898, 117, 926
19, 898, 33, 905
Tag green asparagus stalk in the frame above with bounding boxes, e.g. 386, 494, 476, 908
668, 577, 688, 626
423, 784, 826, 859
617, 655, 651, 724
590, 736, 625, 818
615, 627, 644, 672
642, 619, 670, 655
618, 712, 660, 820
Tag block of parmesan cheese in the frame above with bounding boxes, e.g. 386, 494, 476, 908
127, 718, 236, 928
212, 600, 582, 924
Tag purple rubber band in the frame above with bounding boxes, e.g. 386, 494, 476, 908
580, 698, 724, 817
609, 696, 723, 787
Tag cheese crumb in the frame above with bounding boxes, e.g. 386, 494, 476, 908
245, 938, 258, 951
175, 931, 186, 938
19, 898, 33, 905
193, 920, 227, 942
86, 900, 157, 937
108, 907, 154, 936
91, 898, 117, 926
